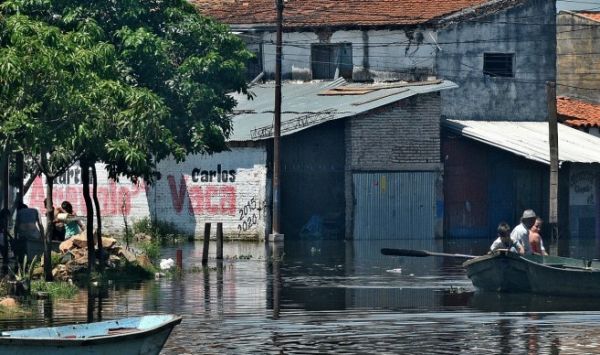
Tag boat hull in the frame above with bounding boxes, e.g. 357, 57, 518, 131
0, 314, 182, 355
463, 252, 600, 297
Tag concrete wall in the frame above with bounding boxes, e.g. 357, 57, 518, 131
23, 147, 268, 239
257, 28, 437, 82
557, 12, 600, 103
569, 165, 600, 239
344, 93, 443, 238
437, 0, 556, 120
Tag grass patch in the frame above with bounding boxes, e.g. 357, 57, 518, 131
99, 262, 155, 282
31, 280, 78, 299
133, 217, 192, 242
140, 241, 161, 262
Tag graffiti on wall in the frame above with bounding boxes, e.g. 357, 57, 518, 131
570, 170, 596, 206
167, 174, 236, 216
238, 197, 259, 233
24, 160, 264, 234
27, 174, 145, 216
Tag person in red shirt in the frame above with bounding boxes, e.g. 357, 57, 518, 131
529, 217, 548, 256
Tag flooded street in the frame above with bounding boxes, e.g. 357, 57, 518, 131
3, 238, 600, 354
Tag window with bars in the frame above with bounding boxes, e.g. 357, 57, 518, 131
311, 43, 353, 80
245, 43, 263, 81
483, 53, 514, 78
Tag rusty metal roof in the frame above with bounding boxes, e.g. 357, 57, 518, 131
228, 79, 457, 142
443, 119, 600, 165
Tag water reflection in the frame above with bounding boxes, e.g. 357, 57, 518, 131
2, 238, 600, 354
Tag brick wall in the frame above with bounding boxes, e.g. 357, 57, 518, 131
24, 147, 268, 239
346, 92, 441, 171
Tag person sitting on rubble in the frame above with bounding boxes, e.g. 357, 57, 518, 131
490, 222, 524, 255
58, 201, 85, 239
44, 198, 65, 241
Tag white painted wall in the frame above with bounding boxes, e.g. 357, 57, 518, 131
260, 29, 437, 81
23, 147, 268, 239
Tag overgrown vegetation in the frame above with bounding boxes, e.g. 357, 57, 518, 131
140, 241, 161, 262
133, 217, 192, 242
31, 280, 78, 299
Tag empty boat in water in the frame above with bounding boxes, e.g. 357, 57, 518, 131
0, 314, 182, 355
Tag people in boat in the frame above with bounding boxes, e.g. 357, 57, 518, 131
58, 201, 85, 239
529, 217, 548, 256
510, 209, 537, 255
490, 222, 524, 254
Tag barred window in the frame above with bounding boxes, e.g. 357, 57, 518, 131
483, 53, 514, 78
311, 43, 353, 80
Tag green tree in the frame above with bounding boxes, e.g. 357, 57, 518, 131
1, 0, 251, 277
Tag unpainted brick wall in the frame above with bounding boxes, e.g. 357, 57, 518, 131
346, 92, 441, 171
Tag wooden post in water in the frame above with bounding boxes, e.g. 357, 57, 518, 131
176, 249, 183, 270
547, 82, 559, 247
202, 223, 211, 266
270, 0, 284, 241
216, 223, 223, 260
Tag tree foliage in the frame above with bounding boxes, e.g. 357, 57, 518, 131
0, 0, 251, 276
1, 0, 252, 181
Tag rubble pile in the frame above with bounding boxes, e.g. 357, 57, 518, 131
50, 232, 152, 280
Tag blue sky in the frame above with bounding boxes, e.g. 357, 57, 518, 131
557, 0, 600, 11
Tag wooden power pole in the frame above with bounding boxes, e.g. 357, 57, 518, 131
270, 0, 284, 240
547, 81, 559, 243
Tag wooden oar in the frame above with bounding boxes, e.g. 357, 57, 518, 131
381, 248, 477, 259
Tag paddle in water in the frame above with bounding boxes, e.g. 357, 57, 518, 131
381, 248, 477, 259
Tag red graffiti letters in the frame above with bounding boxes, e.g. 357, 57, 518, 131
27, 177, 144, 216
167, 175, 236, 216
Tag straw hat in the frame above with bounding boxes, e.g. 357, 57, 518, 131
521, 209, 537, 219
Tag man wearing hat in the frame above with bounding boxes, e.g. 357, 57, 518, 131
510, 209, 537, 254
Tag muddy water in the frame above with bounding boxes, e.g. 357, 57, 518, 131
3, 238, 600, 354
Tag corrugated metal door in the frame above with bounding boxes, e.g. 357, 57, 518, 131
353, 172, 436, 240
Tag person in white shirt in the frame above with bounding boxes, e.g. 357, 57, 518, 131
490, 222, 524, 254
510, 209, 537, 255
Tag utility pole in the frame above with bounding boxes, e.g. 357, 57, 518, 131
270, 0, 284, 241
547, 81, 559, 245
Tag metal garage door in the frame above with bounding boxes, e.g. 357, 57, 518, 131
353, 172, 437, 240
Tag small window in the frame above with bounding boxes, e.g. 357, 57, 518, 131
245, 43, 263, 81
483, 53, 514, 77
311, 43, 353, 80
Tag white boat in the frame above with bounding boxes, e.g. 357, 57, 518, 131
0, 314, 182, 355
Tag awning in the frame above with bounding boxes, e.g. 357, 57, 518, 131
443, 119, 600, 165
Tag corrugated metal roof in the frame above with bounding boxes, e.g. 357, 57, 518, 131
229, 79, 458, 141
443, 119, 600, 165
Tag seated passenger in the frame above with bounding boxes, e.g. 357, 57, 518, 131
490, 222, 524, 255
529, 217, 548, 256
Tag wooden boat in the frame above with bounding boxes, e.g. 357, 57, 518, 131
0, 314, 182, 355
463, 251, 600, 296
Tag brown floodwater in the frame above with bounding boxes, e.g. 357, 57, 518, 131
2, 238, 600, 354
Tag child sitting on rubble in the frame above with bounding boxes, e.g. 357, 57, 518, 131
57, 201, 85, 239
490, 222, 524, 255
